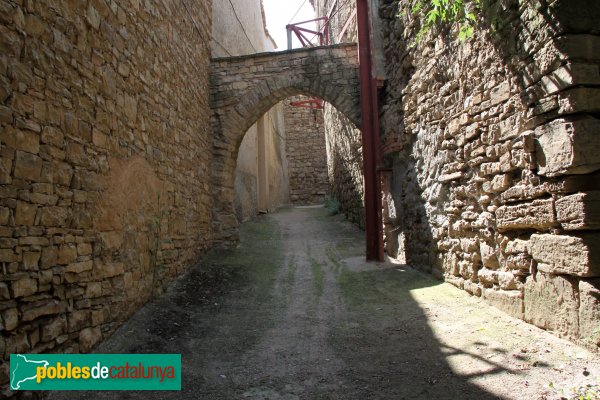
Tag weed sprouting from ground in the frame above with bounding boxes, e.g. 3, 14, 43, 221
324, 196, 341, 215
310, 258, 325, 298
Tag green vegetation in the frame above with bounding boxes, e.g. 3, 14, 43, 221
310, 258, 325, 298
286, 255, 297, 286
324, 196, 342, 215
401, 0, 482, 41
548, 380, 600, 400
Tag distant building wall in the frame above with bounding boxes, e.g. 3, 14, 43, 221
212, 0, 289, 221
284, 98, 328, 205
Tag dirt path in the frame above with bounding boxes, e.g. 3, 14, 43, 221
50, 207, 599, 399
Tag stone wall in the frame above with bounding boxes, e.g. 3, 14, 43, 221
311, 0, 364, 226
284, 98, 328, 205
0, 0, 213, 392
379, 0, 600, 348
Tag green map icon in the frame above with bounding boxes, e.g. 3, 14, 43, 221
10, 354, 49, 390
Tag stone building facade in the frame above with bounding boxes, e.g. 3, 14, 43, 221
212, 0, 289, 222
378, 0, 599, 348
0, 0, 214, 392
284, 98, 329, 205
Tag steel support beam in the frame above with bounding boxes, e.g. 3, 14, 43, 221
357, 0, 384, 262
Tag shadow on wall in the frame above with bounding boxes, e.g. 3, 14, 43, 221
379, 0, 600, 346
324, 104, 366, 229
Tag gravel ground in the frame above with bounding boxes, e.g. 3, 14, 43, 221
49, 206, 600, 400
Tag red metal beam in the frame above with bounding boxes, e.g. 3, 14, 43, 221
289, 98, 324, 109
286, 17, 329, 109
286, 17, 329, 47
356, 0, 384, 262
337, 8, 357, 43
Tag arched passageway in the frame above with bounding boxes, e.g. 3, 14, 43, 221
209, 43, 360, 243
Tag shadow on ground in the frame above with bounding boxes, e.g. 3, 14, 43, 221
45, 207, 598, 400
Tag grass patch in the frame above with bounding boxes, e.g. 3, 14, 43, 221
324, 196, 341, 215
310, 258, 325, 298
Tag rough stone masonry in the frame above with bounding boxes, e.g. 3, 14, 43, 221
209, 43, 360, 243
378, 0, 600, 349
0, 0, 213, 393
284, 97, 329, 205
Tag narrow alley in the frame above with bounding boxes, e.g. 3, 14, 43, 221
50, 207, 599, 400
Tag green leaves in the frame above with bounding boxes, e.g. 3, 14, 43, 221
400, 0, 482, 42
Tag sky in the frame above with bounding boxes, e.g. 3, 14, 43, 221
262, 0, 318, 50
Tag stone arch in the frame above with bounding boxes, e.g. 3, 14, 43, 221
209, 44, 360, 244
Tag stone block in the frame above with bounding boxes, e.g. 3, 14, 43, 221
489, 174, 511, 193
15, 201, 38, 226
24, 13, 45, 37
65, 260, 93, 274
57, 244, 77, 265
41, 126, 64, 148
531, 233, 600, 277
479, 241, 499, 269
11, 277, 37, 298
93, 262, 124, 279
538, 63, 600, 95
558, 87, 600, 115
0, 207, 8, 225
482, 288, 523, 320
495, 199, 555, 232
68, 310, 91, 333
498, 271, 520, 290
41, 246, 58, 268
0, 282, 9, 299
1, 307, 18, 331
39, 270, 53, 285
22, 301, 66, 322
555, 191, 600, 230
13, 150, 42, 181
86, 4, 101, 30
505, 239, 530, 254
535, 117, 600, 177
505, 253, 532, 271
91, 309, 108, 326
489, 81, 510, 106
79, 327, 102, 353
49, 161, 73, 186
77, 242, 93, 256
524, 273, 579, 339
40, 206, 70, 227
553, 35, 600, 62
123, 94, 138, 122
86, 282, 102, 298
22, 251, 40, 270
0, 248, 18, 262
579, 279, 600, 348
66, 142, 87, 166
5, 332, 30, 355
0, 127, 39, 153
41, 316, 67, 342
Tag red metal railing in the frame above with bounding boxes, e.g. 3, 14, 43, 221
286, 17, 329, 110
286, 17, 329, 48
